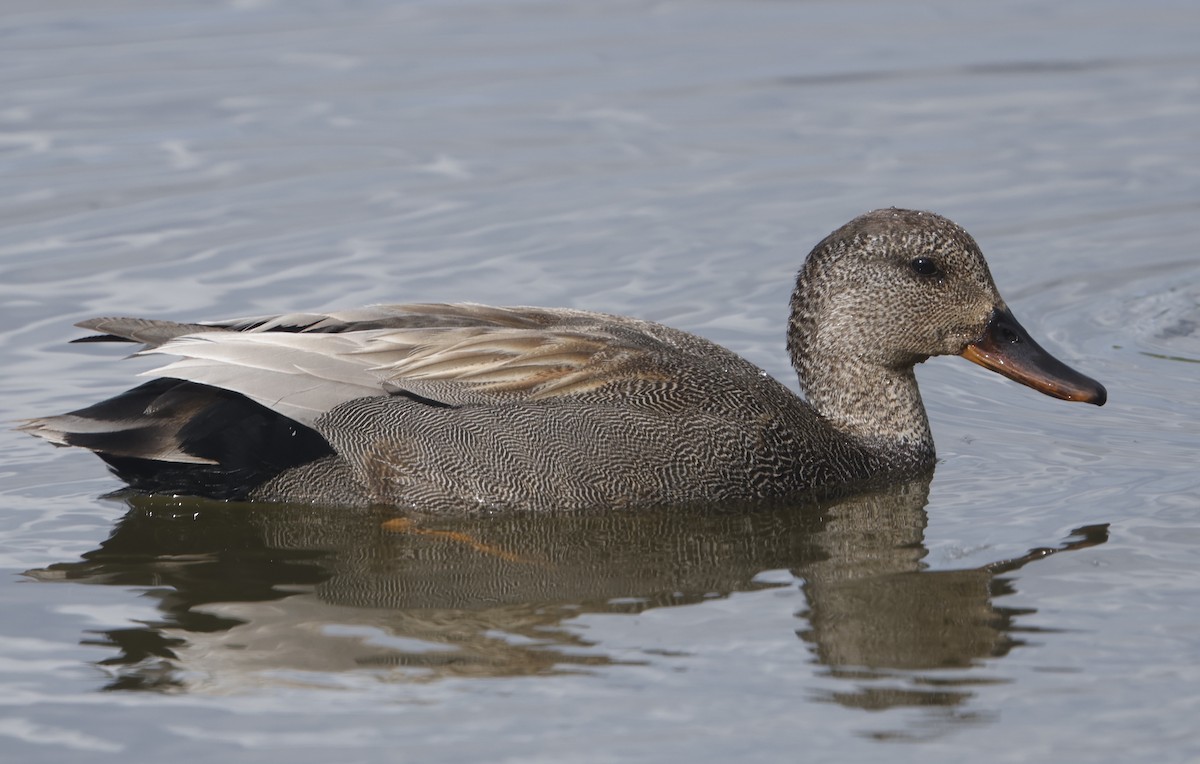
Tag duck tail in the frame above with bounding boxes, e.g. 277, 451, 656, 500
19, 379, 335, 500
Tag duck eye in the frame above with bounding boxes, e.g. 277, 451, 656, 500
910, 257, 943, 278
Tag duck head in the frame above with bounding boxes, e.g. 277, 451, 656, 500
787, 208, 1106, 427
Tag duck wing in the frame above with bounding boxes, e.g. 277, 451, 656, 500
72, 303, 566, 345
100, 304, 672, 427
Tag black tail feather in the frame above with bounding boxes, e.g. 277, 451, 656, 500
34, 379, 335, 500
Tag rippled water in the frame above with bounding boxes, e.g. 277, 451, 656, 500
2, 1, 1198, 762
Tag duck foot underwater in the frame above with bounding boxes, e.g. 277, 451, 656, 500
21, 208, 1105, 512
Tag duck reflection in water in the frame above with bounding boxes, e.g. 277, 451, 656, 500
26, 474, 1106, 730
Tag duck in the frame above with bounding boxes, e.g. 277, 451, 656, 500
21, 208, 1106, 512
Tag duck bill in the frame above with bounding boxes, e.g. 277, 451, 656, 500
961, 307, 1107, 405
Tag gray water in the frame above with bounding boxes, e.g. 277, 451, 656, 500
1, 1, 1198, 762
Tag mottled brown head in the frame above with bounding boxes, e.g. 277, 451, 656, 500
787, 208, 1105, 408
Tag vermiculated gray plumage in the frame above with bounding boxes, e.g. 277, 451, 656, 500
20, 209, 1106, 512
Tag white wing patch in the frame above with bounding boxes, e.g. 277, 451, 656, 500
140, 332, 385, 426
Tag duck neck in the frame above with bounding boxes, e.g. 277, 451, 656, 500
785, 257, 939, 471
789, 341, 936, 469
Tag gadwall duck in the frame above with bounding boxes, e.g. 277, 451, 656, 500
22, 208, 1105, 511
